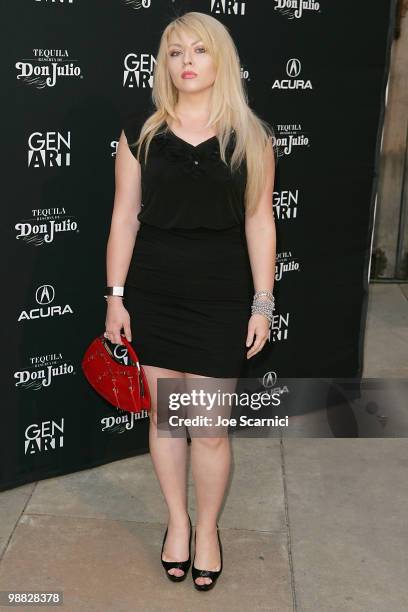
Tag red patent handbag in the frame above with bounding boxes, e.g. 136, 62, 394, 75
81, 333, 151, 413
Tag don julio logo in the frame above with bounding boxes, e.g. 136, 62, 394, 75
16, 49, 82, 89
274, 124, 310, 157
123, 53, 156, 88
211, 0, 246, 15
122, 0, 152, 8
18, 284, 74, 322
15, 207, 79, 246
275, 251, 300, 281
101, 411, 149, 435
28, 130, 71, 168
240, 65, 250, 81
14, 352, 75, 390
274, 0, 321, 19
272, 59, 313, 90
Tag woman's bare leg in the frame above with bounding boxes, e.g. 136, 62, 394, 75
184, 373, 236, 586
143, 364, 190, 578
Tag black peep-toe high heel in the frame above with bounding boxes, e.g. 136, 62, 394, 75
160, 513, 192, 582
192, 524, 223, 591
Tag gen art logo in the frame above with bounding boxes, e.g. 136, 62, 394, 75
210, 0, 246, 15
123, 53, 155, 88
273, 189, 300, 220
28, 130, 71, 168
25, 419, 64, 455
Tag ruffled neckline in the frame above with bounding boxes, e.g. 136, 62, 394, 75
165, 124, 219, 150
149, 126, 237, 179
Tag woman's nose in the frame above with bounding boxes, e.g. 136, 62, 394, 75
183, 51, 192, 65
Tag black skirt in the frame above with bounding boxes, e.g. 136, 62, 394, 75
123, 222, 254, 378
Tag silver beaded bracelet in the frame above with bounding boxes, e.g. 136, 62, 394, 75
251, 290, 275, 327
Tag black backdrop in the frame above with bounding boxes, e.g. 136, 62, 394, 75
1, 0, 395, 491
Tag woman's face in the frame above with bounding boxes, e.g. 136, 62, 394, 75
166, 29, 217, 94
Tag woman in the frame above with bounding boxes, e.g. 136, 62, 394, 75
105, 12, 276, 591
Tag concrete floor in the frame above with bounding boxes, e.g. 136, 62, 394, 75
0, 283, 407, 611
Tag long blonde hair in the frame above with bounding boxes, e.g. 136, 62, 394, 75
131, 11, 275, 216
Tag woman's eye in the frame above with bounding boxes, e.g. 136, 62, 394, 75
169, 47, 206, 57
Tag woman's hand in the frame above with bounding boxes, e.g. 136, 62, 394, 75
104, 297, 132, 345
246, 314, 270, 359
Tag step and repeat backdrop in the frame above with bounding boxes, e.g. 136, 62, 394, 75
2, 0, 395, 491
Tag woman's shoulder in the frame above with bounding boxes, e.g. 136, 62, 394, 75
122, 103, 156, 137
122, 103, 156, 148
122, 110, 145, 147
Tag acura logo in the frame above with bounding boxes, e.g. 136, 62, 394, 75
272, 58, 312, 92
262, 371, 277, 388
286, 58, 301, 78
35, 284, 55, 305
18, 283, 73, 322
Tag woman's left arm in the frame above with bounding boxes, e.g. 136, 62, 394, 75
244, 137, 276, 359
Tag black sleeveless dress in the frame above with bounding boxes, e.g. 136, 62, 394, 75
122, 109, 254, 377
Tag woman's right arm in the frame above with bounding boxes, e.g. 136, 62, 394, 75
105, 129, 142, 345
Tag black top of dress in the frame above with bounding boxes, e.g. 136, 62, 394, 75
122, 108, 247, 230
